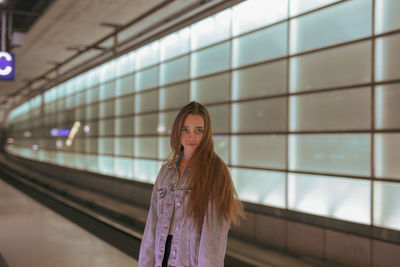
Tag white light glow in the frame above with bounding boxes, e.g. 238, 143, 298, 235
84, 125, 90, 133
7, 138, 14, 143
232, 0, 288, 36
289, 96, 297, 131
375, 38, 385, 81
157, 125, 166, 134
375, 0, 384, 34
288, 135, 297, 170
32, 144, 39, 151
24, 131, 32, 138
290, 0, 339, 17
66, 121, 81, 146
56, 140, 63, 149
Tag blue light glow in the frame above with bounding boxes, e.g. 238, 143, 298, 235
51, 128, 71, 137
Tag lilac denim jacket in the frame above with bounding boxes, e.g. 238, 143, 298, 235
138, 161, 228, 267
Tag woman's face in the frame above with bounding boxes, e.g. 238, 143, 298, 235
180, 114, 205, 156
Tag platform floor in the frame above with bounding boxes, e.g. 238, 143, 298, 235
0, 178, 137, 267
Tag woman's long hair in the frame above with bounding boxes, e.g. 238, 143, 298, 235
168, 101, 244, 227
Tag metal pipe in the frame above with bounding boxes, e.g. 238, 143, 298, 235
1, 11, 5, 51
8, 9, 11, 46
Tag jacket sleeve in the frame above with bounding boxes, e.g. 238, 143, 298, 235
198, 204, 229, 267
138, 168, 161, 267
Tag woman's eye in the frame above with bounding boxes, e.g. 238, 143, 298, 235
182, 128, 189, 133
195, 129, 204, 134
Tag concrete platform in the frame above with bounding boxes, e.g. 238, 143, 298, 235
0, 178, 137, 267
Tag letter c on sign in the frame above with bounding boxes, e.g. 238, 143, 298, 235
0, 52, 13, 76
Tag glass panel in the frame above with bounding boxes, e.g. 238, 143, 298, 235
191, 9, 231, 50
99, 61, 116, 83
160, 56, 189, 86
160, 28, 190, 61
288, 173, 370, 224
135, 66, 158, 92
374, 181, 400, 230
135, 113, 158, 135
375, 0, 400, 34
375, 34, 400, 82
232, 135, 286, 169
290, 41, 371, 92
85, 121, 98, 137
232, 60, 287, 100
57, 99, 65, 112
158, 137, 171, 160
75, 154, 86, 169
160, 82, 189, 110
231, 168, 286, 208
135, 90, 158, 113
115, 157, 134, 178
115, 117, 134, 136
134, 137, 157, 158
289, 134, 370, 176
290, 0, 340, 16
115, 95, 134, 116
207, 104, 230, 134
375, 84, 400, 129
99, 81, 115, 101
86, 138, 98, 153
86, 103, 99, 120
232, 0, 288, 36
64, 152, 75, 168
190, 42, 230, 78
99, 100, 115, 118
98, 137, 114, 154
75, 91, 86, 107
375, 134, 400, 179
99, 119, 114, 136
232, 23, 287, 68
65, 95, 74, 109
190, 73, 230, 104
116, 74, 134, 96
232, 98, 287, 133
290, 0, 372, 54
158, 110, 178, 135
74, 138, 85, 153
136, 41, 159, 70
86, 86, 99, 103
117, 52, 136, 77
133, 159, 162, 183
290, 87, 371, 131
98, 155, 114, 175
214, 135, 229, 164
86, 154, 98, 172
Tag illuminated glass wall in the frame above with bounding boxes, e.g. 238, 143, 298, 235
6, 0, 400, 231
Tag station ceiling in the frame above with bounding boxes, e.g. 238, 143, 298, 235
0, 0, 227, 119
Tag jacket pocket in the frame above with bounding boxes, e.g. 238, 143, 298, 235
157, 187, 167, 215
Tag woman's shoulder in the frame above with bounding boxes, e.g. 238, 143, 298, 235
155, 161, 176, 183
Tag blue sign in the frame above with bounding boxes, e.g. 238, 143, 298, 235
0, 52, 15, 81
51, 128, 71, 137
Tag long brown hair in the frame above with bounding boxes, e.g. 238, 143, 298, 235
168, 101, 244, 227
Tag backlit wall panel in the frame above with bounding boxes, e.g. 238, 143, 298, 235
6, 0, 400, 231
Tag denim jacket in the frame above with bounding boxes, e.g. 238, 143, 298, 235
138, 159, 228, 267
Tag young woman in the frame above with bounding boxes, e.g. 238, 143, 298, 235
138, 101, 244, 267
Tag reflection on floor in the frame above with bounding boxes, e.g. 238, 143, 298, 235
0, 178, 137, 267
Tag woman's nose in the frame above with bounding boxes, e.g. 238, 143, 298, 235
189, 132, 196, 140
